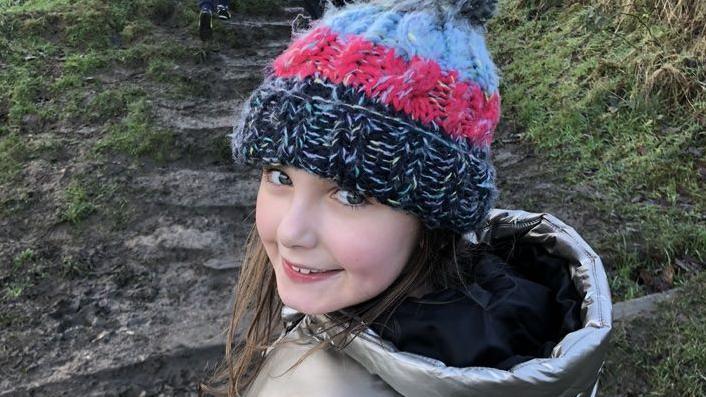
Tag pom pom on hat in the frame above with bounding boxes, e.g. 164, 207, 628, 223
444, 0, 499, 25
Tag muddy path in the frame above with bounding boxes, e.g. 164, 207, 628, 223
1, 5, 608, 396
1, 10, 290, 397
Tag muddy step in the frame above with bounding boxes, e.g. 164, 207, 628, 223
152, 43, 285, 130
125, 217, 248, 270
223, 37, 289, 61
221, 18, 294, 46
216, 41, 288, 82
1, 343, 223, 396
187, 70, 263, 102
128, 167, 258, 267
0, 263, 236, 396
155, 98, 242, 131
163, 43, 286, 103
195, 38, 288, 76
151, 97, 240, 166
155, 64, 266, 104
134, 168, 259, 208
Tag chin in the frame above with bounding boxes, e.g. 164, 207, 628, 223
279, 293, 337, 315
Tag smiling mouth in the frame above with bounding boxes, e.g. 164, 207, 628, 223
283, 259, 341, 275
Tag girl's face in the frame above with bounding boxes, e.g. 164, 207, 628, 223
255, 166, 421, 315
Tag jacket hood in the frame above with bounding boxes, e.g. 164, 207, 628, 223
292, 209, 613, 397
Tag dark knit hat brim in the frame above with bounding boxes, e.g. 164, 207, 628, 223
232, 77, 496, 233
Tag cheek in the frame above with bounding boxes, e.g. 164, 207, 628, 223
329, 219, 415, 284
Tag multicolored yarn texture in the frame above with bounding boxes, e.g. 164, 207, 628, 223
231, 0, 501, 233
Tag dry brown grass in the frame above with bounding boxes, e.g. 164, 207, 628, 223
512, 0, 705, 108
644, 61, 697, 107
653, 0, 706, 36
595, 0, 706, 35
586, 0, 706, 109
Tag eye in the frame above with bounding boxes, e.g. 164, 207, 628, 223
335, 190, 368, 207
264, 168, 292, 186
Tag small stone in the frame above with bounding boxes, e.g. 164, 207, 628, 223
92, 331, 110, 343
203, 256, 239, 270
613, 289, 681, 321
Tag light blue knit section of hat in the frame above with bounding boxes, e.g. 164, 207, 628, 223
321, 4, 499, 94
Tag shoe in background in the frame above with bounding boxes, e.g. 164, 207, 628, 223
216, 5, 231, 20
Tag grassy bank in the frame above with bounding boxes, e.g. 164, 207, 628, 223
603, 272, 706, 395
490, 4, 706, 392
0, 0, 191, 181
489, 0, 705, 299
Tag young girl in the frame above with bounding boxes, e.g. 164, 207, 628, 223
204, 0, 613, 395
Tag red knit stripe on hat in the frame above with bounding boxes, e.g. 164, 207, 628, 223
272, 26, 500, 146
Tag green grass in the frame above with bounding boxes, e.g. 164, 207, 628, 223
0, 133, 29, 183
0, 0, 210, 228
60, 255, 92, 278
4, 4, 182, 114
146, 58, 178, 83
62, 51, 108, 76
0, 0, 280, 142
57, 174, 135, 229
0, 0, 197, 133
603, 273, 706, 396
0, 187, 35, 218
3, 248, 44, 301
489, 0, 705, 298
0, 0, 224, 178
0, 132, 63, 187
94, 97, 176, 162
13, 248, 35, 268
60, 180, 97, 225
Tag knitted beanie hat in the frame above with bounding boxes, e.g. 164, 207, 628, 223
231, 0, 501, 234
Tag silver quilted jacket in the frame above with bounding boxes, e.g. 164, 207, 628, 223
246, 209, 613, 397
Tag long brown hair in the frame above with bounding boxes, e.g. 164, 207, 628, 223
200, 220, 476, 396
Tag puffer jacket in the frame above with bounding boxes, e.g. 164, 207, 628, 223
245, 209, 613, 397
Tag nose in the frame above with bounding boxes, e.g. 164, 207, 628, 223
277, 195, 318, 250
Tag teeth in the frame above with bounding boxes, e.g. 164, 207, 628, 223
291, 264, 326, 274
294, 266, 311, 274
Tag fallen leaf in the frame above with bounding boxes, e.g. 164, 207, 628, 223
675, 257, 703, 273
